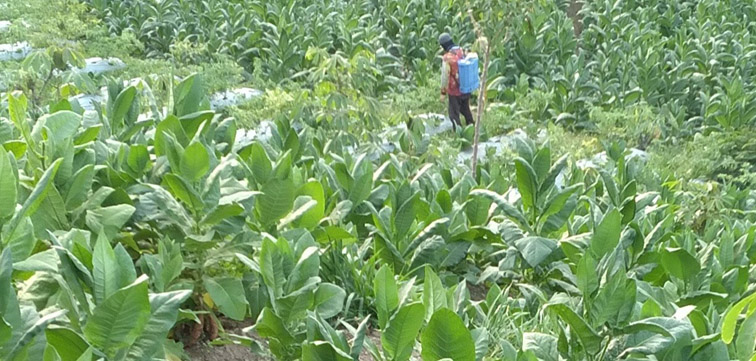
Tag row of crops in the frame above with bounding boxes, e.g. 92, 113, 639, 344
2, 73, 756, 360
1, 0, 756, 360
85, 0, 756, 133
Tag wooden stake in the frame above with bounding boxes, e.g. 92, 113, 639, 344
471, 42, 490, 174
468, 9, 510, 177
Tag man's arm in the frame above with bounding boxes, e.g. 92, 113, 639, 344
440, 58, 449, 95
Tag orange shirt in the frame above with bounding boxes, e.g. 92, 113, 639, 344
441, 47, 464, 96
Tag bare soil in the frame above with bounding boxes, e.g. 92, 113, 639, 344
184, 318, 271, 361
186, 343, 270, 361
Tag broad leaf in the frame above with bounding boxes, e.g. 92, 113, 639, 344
313, 283, 346, 319
302, 341, 352, 361
420, 308, 475, 361
180, 141, 210, 181
4, 158, 62, 239
128, 290, 192, 360
258, 178, 296, 225
661, 248, 701, 282
723, 292, 756, 344
255, 307, 294, 345
546, 303, 602, 354
514, 158, 538, 211
204, 277, 248, 321
422, 266, 448, 321
92, 233, 118, 304
111, 86, 137, 127
374, 265, 399, 329
83, 276, 150, 357
590, 208, 622, 258
0, 152, 16, 220
382, 302, 425, 361
515, 237, 558, 268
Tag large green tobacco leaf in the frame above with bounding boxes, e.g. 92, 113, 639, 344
465, 192, 490, 226
259, 238, 291, 298
0, 248, 21, 341
620, 317, 693, 357
12, 249, 58, 273
258, 177, 296, 225
204, 277, 248, 321
538, 154, 568, 195
374, 265, 399, 329
469, 189, 530, 231
31, 186, 69, 242
126, 144, 150, 176
395, 193, 419, 239
381, 302, 425, 361
84, 204, 135, 239
590, 208, 621, 258
8, 92, 29, 140
35, 111, 81, 143
180, 141, 210, 181
722, 292, 756, 344
0, 152, 16, 220
246, 143, 272, 184
3, 158, 62, 240
576, 254, 598, 296
313, 283, 346, 319
179, 111, 214, 140
111, 86, 137, 127
154, 115, 187, 158
735, 311, 756, 361
515, 236, 558, 268
45, 326, 90, 361
540, 184, 580, 223
295, 181, 325, 229
404, 217, 448, 259
92, 233, 119, 304
422, 266, 447, 322
200, 203, 244, 227
349, 172, 373, 206
285, 247, 319, 294
255, 307, 294, 345
83, 276, 150, 357
5, 309, 66, 361
162, 173, 204, 211
63, 164, 95, 211
173, 74, 204, 117
522, 332, 558, 361
514, 157, 538, 212
591, 271, 636, 328
661, 248, 701, 282
546, 303, 602, 354
532, 147, 551, 183
127, 290, 192, 360
302, 341, 352, 361
113, 244, 137, 289
421, 308, 475, 361
278, 197, 318, 230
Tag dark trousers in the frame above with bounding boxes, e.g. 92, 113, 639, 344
448, 94, 474, 129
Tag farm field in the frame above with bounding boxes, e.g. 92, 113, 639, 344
1, 0, 756, 360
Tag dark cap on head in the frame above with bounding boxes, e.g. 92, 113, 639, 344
438, 33, 453, 46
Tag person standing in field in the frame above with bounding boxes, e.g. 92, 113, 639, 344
439, 33, 474, 131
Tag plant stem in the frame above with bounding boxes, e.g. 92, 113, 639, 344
596, 336, 612, 361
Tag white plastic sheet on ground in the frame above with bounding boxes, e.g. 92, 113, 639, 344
210, 88, 263, 109
576, 148, 649, 169
76, 57, 126, 75
0, 41, 32, 61
233, 120, 275, 152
